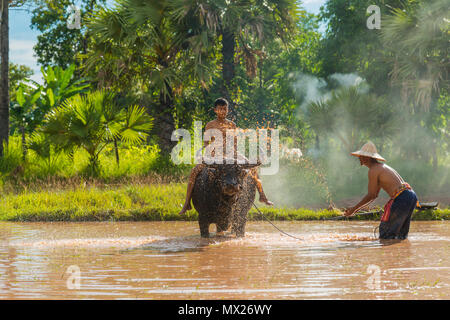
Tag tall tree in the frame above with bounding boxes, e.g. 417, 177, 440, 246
30, 0, 105, 68
318, 0, 410, 94
380, 0, 449, 168
172, 0, 300, 120
381, 0, 448, 112
1, 1, 31, 157
0, 0, 9, 157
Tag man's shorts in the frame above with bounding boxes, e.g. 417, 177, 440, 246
379, 189, 418, 240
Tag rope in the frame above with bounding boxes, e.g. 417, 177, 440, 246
324, 210, 382, 220
373, 225, 379, 239
222, 174, 381, 240
251, 202, 304, 241
252, 201, 381, 240
349, 199, 375, 217
351, 201, 380, 239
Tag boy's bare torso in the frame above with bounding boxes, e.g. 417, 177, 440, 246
205, 119, 236, 137
205, 119, 237, 155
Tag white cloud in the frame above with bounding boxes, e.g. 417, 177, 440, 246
10, 39, 43, 84
10, 39, 35, 63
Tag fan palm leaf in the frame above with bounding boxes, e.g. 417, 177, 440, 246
381, 0, 448, 111
41, 90, 153, 174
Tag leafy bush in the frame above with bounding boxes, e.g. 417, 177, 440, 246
0, 136, 24, 176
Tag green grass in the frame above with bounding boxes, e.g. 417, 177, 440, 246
0, 183, 448, 222
248, 207, 450, 221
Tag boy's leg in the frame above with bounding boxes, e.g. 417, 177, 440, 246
179, 164, 204, 215
250, 168, 274, 206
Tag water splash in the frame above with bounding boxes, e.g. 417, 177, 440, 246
11, 232, 376, 251
12, 236, 166, 249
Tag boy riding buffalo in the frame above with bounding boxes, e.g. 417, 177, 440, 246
178, 98, 273, 216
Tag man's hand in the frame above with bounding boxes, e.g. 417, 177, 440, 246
344, 207, 356, 216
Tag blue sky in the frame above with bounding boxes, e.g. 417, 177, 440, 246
10, 0, 327, 84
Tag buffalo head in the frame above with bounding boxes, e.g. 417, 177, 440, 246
206, 160, 260, 197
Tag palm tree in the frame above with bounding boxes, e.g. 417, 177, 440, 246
41, 90, 153, 175
381, 0, 449, 112
171, 0, 300, 120
0, 0, 9, 158
306, 85, 396, 153
381, 0, 448, 168
86, 0, 213, 154
306, 97, 336, 150
0, 0, 29, 157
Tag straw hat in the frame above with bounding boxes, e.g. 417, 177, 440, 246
351, 141, 386, 162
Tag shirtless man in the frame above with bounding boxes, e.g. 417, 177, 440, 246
178, 98, 273, 215
344, 141, 418, 239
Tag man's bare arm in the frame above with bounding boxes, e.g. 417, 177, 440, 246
345, 168, 380, 216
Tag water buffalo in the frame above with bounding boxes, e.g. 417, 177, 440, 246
191, 162, 259, 238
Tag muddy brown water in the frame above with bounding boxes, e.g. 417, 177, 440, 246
0, 221, 449, 299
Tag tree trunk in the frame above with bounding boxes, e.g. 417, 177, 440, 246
88, 153, 100, 176
156, 88, 176, 155
0, 0, 9, 157
259, 59, 263, 88
114, 138, 119, 166
81, 0, 96, 56
221, 29, 236, 121
21, 125, 26, 160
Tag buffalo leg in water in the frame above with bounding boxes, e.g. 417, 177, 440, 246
199, 221, 210, 238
